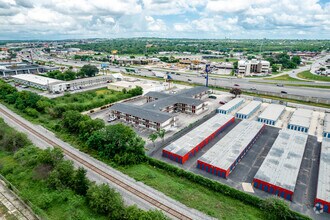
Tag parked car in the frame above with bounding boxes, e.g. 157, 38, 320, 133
176, 73, 181, 75
208, 95, 217, 99
219, 101, 227, 104
234, 84, 239, 86
188, 79, 192, 81
107, 116, 116, 122
250, 87, 257, 90
277, 84, 284, 87
281, 91, 288, 94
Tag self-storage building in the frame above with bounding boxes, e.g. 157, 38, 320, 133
197, 120, 265, 178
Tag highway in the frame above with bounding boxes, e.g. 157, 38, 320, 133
20, 49, 330, 101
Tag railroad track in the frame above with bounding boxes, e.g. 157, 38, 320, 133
0, 107, 192, 220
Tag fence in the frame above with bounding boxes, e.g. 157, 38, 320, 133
0, 174, 45, 220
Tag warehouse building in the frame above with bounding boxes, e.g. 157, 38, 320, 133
258, 104, 285, 125
197, 120, 265, 178
109, 103, 176, 131
314, 138, 330, 213
287, 109, 313, 133
163, 114, 235, 164
253, 130, 308, 201
217, 98, 244, 114
0, 64, 57, 76
109, 87, 209, 131
323, 114, 330, 138
12, 74, 63, 90
235, 101, 262, 119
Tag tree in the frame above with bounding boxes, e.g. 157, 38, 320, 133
291, 55, 301, 65
233, 61, 238, 69
230, 88, 242, 98
319, 67, 326, 71
148, 132, 158, 148
61, 110, 84, 133
38, 147, 64, 168
0, 130, 30, 152
87, 124, 146, 165
87, 184, 124, 218
47, 160, 75, 189
271, 64, 279, 73
80, 64, 99, 77
72, 167, 89, 196
157, 129, 165, 143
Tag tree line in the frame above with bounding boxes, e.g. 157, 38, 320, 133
0, 80, 145, 165
0, 118, 168, 219
46, 64, 99, 81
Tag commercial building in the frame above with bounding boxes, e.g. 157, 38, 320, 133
12, 74, 63, 90
314, 138, 330, 213
235, 101, 262, 119
323, 114, 330, 138
217, 98, 244, 114
287, 109, 313, 133
238, 59, 270, 76
109, 87, 209, 131
12, 74, 113, 93
253, 130, 308, 201
197, 120, 265, 178
0, 63, 57, 76
258, 104, 285, 126
163, 114, 235, 164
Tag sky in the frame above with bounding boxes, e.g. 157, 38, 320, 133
0, 0, 329, 40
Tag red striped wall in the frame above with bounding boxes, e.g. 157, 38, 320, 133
162, 117, 235, 164
253, 178, 294, 201
314, 198, 330, 213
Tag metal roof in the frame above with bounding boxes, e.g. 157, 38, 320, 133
218, 98, 245, 112
316, 138, 330, 203
258, 104, 285, 121
144, 91, 171, 99
176, 86, 209, 97
12, 74, 63, 85
198, 120, 264, 171
324, 113, 330, 134
163, 114, 234, 156
68, 75, 113, 84
109, 103, 174, 123
143, 96, 204, 110
288, 108, 313, 128
254, 129, 308, 192
236, 101, 261, 116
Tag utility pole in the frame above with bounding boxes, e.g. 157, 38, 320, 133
205, 63, 210, 87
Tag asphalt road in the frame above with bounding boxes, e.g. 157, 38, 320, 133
21, 49, 330, 101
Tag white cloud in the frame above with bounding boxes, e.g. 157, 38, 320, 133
0, 0, 329, 39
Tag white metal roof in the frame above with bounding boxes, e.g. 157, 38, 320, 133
288, 109, 313, 128
12, 74, 63, 86
163, 114, 234, 157
218, 98, 244, 112
316, 138, 330, 203
258, 104, 285, 121
236, 101, 261, 116
198, 120, 264, 171
254, 129, 308, 192
324, 113, 330, 133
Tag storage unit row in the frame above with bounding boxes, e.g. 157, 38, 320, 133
162, 114, 235, 164
314, 138, 330, 213
253, 129, 308, 201
258, 104, 285, 126
287, 109, 313, 133
323, 114, 330, 138
217, 98, 244, 114
197, 120, 265, 178
235, 101, 261, 119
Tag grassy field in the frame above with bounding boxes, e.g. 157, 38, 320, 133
119, 164, 265, 220
297, 71, 330, 82
264, 74, 303, 81
53, 88, 132, 112
205, 58, 238, 63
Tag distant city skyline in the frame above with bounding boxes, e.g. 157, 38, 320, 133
0, 0, 329, 40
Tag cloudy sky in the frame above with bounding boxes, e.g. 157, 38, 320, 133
0, 0, 329, 40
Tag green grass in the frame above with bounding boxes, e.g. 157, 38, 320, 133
264, 74, 303, 81
53, 88, 132, 112
297, 71, 330, 82
205, 58, 238, 63
118, 164, 265, 220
